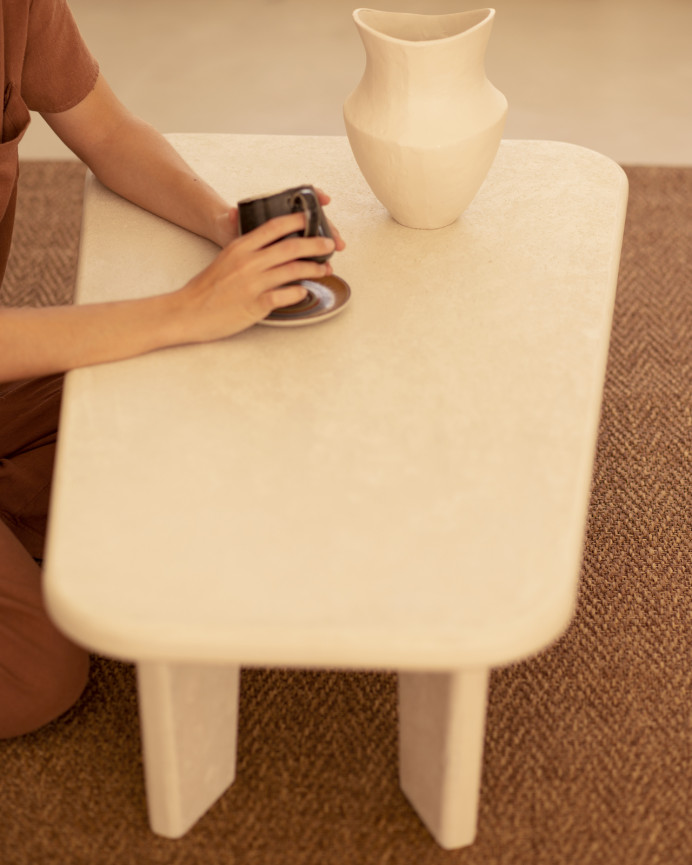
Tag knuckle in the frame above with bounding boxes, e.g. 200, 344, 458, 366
281, 261, 307, 281
272, 213, 303, 237
257, 291, 277, 315
276, 237, 298, 258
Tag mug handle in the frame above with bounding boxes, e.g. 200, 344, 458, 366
291, 188, 320, 237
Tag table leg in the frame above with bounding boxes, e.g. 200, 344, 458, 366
398, 668, 490, 849
136, 661, 240, 837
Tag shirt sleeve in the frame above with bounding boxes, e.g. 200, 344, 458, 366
20, 0, 99, 113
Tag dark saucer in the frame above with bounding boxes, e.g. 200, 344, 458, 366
260, 274, 351, 327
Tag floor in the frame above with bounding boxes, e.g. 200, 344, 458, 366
21, 0, 692, 165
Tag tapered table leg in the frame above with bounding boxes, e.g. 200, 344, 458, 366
398, 668, 490, 849
136, 662, 240, 837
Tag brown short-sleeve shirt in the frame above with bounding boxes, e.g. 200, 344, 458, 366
0, 0, 99, 282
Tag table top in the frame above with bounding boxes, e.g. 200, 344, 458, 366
44, 135, 628, 671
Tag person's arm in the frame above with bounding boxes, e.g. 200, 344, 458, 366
0, 72, 344, 383
0, 213, 335, 382
41, 73, 345, 251
42, 73, 235, 247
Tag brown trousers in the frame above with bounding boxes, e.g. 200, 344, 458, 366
0, 376, 88, 738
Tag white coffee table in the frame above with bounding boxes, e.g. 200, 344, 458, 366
44, 134, 627, 849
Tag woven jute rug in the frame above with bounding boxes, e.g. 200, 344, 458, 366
0, 161, 690, 865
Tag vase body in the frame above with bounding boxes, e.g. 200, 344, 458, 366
343, 8, 507, 229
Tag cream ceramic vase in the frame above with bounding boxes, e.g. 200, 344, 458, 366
343, 7, 508, 229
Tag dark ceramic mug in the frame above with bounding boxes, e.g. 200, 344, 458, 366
237, 185, 334, 264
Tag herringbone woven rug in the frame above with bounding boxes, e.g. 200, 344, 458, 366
0, 161, 690, 865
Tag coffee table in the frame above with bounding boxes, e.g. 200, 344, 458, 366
43, 134, 627, 849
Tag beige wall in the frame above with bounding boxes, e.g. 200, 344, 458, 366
21, 0, 692, 164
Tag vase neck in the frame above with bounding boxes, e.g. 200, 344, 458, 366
354, 9, 495, 88
353, 8, 494, 44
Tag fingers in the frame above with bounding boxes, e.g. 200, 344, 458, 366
232, 213, 334, 272
314, 189, 346, 251
264, 234, 335, 270
239, 208, 345, 254
239, 212, 309, 250
267, 257, 332, 291
315, 187, 330, 206
264, 283, 310, 312
327, 218, 345, 251
210, 229, 331, 296
215, 200, 341, 305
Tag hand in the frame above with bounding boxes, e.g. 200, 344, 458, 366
213, 188, 346, 252
177, 211, 337, 340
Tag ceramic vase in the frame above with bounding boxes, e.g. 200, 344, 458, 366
343, 7, 508, 230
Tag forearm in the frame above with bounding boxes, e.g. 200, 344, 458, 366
42, 74, 344, 254
0, 212, 336, 383
0, 293, 186, 383
84, 117, 234, 248
42, 75, 235, 248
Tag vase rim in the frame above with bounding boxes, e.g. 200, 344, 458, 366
352, 8, 495, 45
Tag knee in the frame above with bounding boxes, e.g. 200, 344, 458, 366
0, 518, 89, 738
0, 630, 90, 739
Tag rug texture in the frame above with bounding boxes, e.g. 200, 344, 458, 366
0, 161, 690, 865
